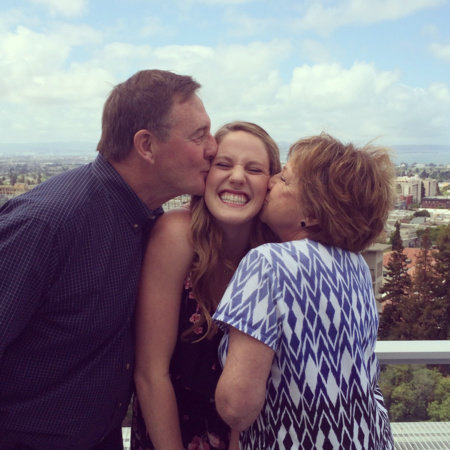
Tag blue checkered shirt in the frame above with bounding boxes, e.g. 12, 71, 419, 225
0, 154, 162, 449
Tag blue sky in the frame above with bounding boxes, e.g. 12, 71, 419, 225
1, 0, 449, 156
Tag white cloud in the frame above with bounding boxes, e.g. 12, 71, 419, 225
0, 23, 104, 102
50, 23, 103, 46
295, 0, 446, 34
30, 0, 88, 17
430, 42, 450, 63
0, 26, 70, 99
299, 39, 332, 64
183, 0, 255, 4
0, 21, 449, 148
222, 12, 277, 38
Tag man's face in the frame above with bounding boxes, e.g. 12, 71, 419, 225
153, 94, 217, 197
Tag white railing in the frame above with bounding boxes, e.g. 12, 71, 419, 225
375, 340, 450, 364
123, 341, 450, 449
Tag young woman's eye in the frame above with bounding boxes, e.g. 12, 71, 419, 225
215, 162, 231, 168
280, 176, 287, 183
248, 167, 263, 174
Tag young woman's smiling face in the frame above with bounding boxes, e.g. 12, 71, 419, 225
204, 130, 270, 228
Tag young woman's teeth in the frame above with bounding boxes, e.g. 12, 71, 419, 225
220, 192, 247, 205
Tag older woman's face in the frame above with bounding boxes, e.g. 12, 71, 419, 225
260, 159, 307, 241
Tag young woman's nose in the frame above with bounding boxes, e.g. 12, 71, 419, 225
229, 165, 245, 183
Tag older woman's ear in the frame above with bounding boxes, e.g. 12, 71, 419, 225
300, 217, 319, 228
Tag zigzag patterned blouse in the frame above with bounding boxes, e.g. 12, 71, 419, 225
213, 239, 394, 450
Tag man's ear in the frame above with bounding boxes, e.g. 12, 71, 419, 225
133, 129, 155, 163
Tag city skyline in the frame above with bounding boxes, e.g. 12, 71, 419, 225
1, 0, 449, 151
1, 141, 450, 166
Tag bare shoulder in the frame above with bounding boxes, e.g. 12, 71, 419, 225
152, 207, 192, 241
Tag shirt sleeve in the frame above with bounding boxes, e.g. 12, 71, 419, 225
0, 208, 56, 359
213, 246, 281, 351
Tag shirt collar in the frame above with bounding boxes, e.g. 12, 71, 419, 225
92, 154, 163, 230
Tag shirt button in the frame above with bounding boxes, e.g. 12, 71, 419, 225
133, 223, 139, 229
125, 363, 131, 370
119, 402, 123, 408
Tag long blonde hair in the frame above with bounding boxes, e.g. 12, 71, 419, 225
183, 121, 281, 341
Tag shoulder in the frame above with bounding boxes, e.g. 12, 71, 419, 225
247, 241, 301, 261
142, 207, 194, 278
146, 207, 194, 261
152, 207, 192, 239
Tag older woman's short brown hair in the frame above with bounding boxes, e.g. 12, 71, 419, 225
289, 133, 395, 253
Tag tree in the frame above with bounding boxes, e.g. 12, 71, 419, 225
429, 224, 450, 339
417, 226, 447, 246
413, 209, 430, 217
378, 221, 412, 339
420, 180, 426, 200
9, 168, 17, 186
409, 228, 449, 339
413, 229, 434, 300
379, 365, 448, 422
427, 377, 450, 421
433, 224, 450, 300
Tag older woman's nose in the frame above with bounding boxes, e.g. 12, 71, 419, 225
268, 174, 279, 189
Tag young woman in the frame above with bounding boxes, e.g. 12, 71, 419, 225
132, 121, 281, 449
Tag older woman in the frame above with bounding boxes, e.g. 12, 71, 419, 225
213, 133, 395, 449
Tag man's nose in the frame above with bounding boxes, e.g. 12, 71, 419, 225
204, 134, 217, 160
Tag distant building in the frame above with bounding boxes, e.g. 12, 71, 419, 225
421, 196, 450, 209
388, 210, 413, 223
396, 195, 413, 209
422, 178, 438, 197
385, 220, 419, 247
163, 194, 191, 211
362, 243, 391, 312
424, 208, 450, 224
0, 183, 31, 206
396, 176, 422, 204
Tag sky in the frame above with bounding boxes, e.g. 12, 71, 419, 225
1, 0, 450, 160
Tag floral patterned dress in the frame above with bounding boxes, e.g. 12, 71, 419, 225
131, 274, 230, 450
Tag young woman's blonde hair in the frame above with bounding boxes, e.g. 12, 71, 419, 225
183, 121, 281, 341
288, 132, 395, 253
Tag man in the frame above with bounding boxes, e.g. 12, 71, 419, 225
0, 69, 217, 449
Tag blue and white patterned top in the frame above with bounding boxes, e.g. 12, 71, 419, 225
213, 239, 393, 450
